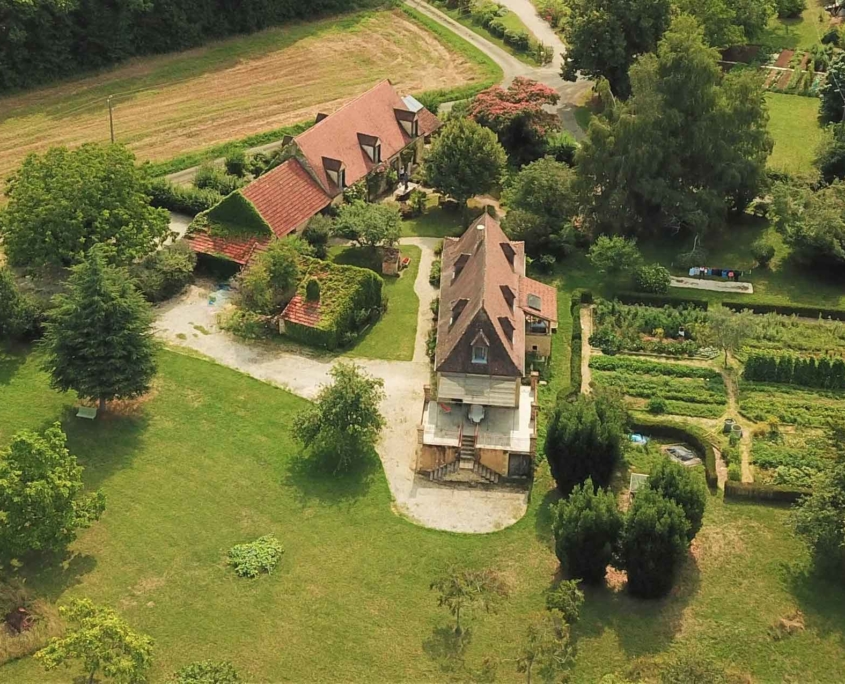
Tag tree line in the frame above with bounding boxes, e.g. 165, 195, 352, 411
0, 0, 381, 93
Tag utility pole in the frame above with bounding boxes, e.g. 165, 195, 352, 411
107, 95, 115, 144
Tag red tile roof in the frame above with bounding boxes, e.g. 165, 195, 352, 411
281, 294, 321, 327
184, 233, 268, 265
241, 159, 331, 239
417, 107, 442, 137
295, 80, 436, 195
519, 277, 558, 323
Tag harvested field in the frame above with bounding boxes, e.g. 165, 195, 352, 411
0, 9, 484, 184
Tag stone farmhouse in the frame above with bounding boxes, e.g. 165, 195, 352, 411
185, 80, 441, 264
418, 214, 558, 484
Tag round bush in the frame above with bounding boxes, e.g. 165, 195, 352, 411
647, 396, 668, 414
305, 278, 321, 302
751, 239, 776, 268
634, 264, 671, 294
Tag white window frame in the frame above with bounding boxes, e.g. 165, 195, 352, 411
472, 345, 488, 364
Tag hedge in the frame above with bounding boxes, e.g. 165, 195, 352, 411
721, 300, 845, 321
148, 178, 222, 216
724, 480, 810, 504
616, 291, 709, 310
569, 301, 583, 398
628, 418, 718, 490
744, 351, 845, 389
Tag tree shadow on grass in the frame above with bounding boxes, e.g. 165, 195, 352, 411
282, 446, 378, 507
423, 625, 472, 674
16, 550, 97, 603
533, 485, 560, 550
39, 405, 150, 491
0, 345, 26, 385
783, 562, 845, 647
573, 554, 702, 659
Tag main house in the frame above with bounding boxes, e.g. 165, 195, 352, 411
185, 80, 441, 264
417, 214, 558, 484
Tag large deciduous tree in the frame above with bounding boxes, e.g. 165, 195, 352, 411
501, 157, 580, 257
0, 423, 105, 565
702, 305, 757, 365
36, 598, 154, 684
42, 246, 158, 412
576, 16, 772, 237
559, 0, 671, 98
676, 0, 774, 48
0, 144, 169, 267
469, 77, 560, 165
791, 459, 845, 578
333, 201, 401, 248
292, 361, 385, 473
552, 479, 624, 584
425, 117, 507, 222
545, 393, 627, 493
621, 489, 690, 598
771, 177, 845, 269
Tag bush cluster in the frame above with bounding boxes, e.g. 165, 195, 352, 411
148, 178, 223, 216
633, 264, 671, 294
227, 535, 284, 578
194, 164, 244, 196
130, 243, 197, 303
744, 352, 845, 390
0, 268, 45, 341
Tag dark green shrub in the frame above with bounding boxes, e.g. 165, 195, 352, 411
545, 580, 585, 624
429, 258, 442, 287
633, 264, 671, 294
647, 396, 668, 414
721, 300, 845, 321
545, 130, 578, 165
193, 163, 243, 196
776, 0, 806, 18
545, 394, 627, 493
148, 178, 223, 216
488, 18, 506, 37
646, 459, 707, 541
0, 267, 44, 340
615, 291, 708, 309
227, 535, 283, 578
224, 150, 247, 177
302, 215, 332, 259
751, 239, 776, 268
622, 489, 689, 598
305, 278, 321, 302
130, 243, 197, 303
248, 152, 273, 177
552, 479, 624, 584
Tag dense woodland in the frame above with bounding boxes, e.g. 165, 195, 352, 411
0, 0, 382, 92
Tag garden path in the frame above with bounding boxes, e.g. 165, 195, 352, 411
402, 237, 441, 363
154, 237, 529, 534
580, 305, 593, 394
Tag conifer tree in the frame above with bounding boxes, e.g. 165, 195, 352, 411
42, 246, 158, 412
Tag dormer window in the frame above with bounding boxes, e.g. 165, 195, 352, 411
472, 345, 488, 364
357, 133, 382, 163
322, 157, 345, 189
527, 293, 542, 311
394, 108, 418, 137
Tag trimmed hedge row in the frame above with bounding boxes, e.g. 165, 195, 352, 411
721, 300, 845, 322
590, 355, 721, 380
569, 300, 582, 399
724, 481, 810, 504
744, 351, 845, 389
628, 418, 718, 490
615, 291, 709, 310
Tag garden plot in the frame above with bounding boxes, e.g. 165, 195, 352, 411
743, 312, 845, 356
739, 382, 845, 428
590, 355, 727, 419
750, 425, 839, 488
590, 299, 712, 358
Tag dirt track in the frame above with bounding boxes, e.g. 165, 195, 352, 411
0, 10, 482, 183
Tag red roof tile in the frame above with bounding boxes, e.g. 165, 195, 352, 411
294, 80, 439, 194
241, 159, 331, 239
184, 233, 268, 265
281, 294, 321, 327
519, 277, 558, 323
417, 107, 442, 137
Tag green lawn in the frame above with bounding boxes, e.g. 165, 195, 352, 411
2, 346, 845, 681
766, 92, 826, 175
423, 0, 542, 66
762, 2, 831, 50
331, 244, 422, 361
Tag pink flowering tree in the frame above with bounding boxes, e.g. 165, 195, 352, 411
469, 77, 561, 165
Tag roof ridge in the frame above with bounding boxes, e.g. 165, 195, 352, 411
295, 80, 397, 141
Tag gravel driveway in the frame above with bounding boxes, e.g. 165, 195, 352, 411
155, 238, 528, 533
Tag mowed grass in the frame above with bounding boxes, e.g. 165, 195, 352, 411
2, 348, 845, 681
0, 8, 486, 183
766, 92, 826, 175
331, 244, 422, 361
763, 1, 831, 50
